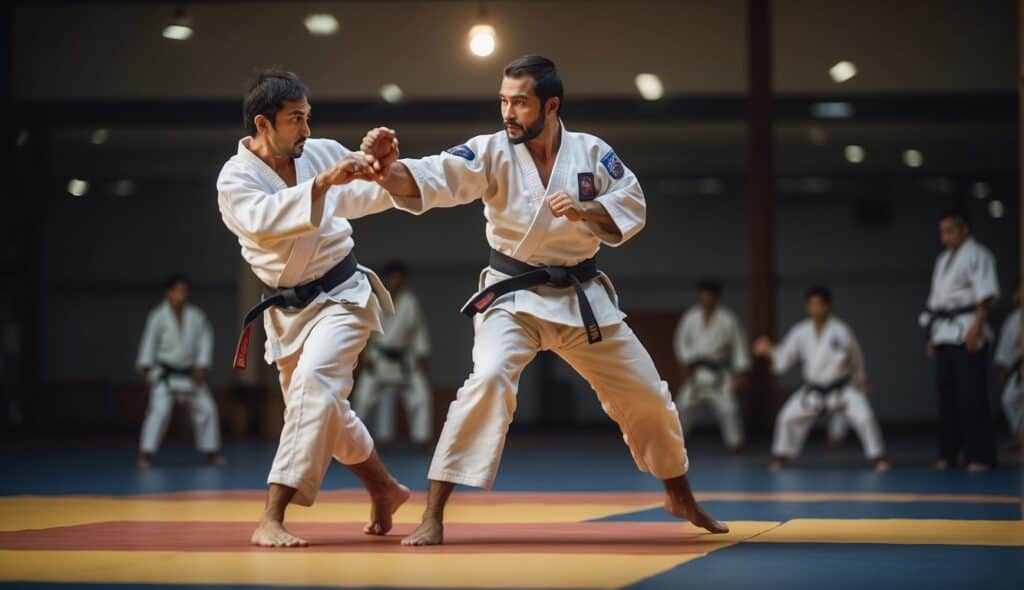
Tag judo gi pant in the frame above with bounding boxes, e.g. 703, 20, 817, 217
772, 386, 885, 460
267, 313, 375, 506
140, 381, 221, 454
935, 344, 996, 466
428, 310, 688, 489
676, 379, 744, 450
352, 368, 434, 444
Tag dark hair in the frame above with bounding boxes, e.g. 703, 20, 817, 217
383, 260, 408, 276
163, 273, 189, 291
938, 207, 970, 228
242, 69, 309, 135
696, 279, 722, 295
804, 286, 832, 304
503, 55, 563, 115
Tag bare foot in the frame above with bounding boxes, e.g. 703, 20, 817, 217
251, 519, 308, 548
137, 454, 152, 470
207, 453, 227, 466
770, 458, 787, 472
363, 483, 411, 536
664, 494, 729, 534
401, 517, 444, 546
874, 459, 892, 472
934, 459, 950, 471
729, 445, 745, 456
966, 462, 991, 473
662, 475, 729, 534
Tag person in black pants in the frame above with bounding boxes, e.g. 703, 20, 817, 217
920, 209, 1000, 471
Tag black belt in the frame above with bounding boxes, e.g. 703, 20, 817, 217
461, 249, 603, 344
233, 253, 359, 370
922, 304, 976, 337
805, 375, 852, 396
689, 358, 727, 386
158, 363, 194, 385
377, 346, 406, 362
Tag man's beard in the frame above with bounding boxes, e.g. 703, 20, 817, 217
504, 115, 545, 145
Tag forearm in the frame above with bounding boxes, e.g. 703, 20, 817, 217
379, 162, 422, 200
580, 201, 621, 239
974, 297, 994, 325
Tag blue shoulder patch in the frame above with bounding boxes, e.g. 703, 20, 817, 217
445, 144, 476, 160
600, 150, 625, 180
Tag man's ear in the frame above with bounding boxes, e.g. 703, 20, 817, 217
254, 114, 271, 134
546, 96, 561, 117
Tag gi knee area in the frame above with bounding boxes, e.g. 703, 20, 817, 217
461, 359, 519, 419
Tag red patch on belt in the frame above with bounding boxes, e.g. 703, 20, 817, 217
474, 291, 497, 311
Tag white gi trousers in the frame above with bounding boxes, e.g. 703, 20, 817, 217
675, 369, 744, 450
772, 385, 885, 460
140, 380, 221, 454
1002, 372, 1023, 434
267, 311, 376, 506
428, 310, 689, 489
352, 367, 433, 444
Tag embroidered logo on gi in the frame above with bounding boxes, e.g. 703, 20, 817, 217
446, 144, 476, 160
577, 172, 596, 201
473, 291, 496, 311
600, 150, 625, 180
830, 337, 844, 351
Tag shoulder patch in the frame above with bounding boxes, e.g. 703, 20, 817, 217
445, 144, 476, 160
600, 150, 625, 179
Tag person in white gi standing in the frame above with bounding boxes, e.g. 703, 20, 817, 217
361, 55, 727, 546
994, 282, 1022, 458
352, 261, 434, 446
674, 280, 750, 453
136, 274, 225, 469
919, 209, 999, 471
754, 287, 890, 472
216, 70, 409, 548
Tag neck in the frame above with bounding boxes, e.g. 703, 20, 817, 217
249, 136, 292, 173
813, 317, 828, 330
525, 119, 561, 162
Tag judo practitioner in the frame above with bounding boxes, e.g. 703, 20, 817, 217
673, 280, 750, 453
136, 274, 225, 469
352, 261, 434, 445
216, 70, 408, 547
361, 55, 727, 545
994, 283, 1022, 457
754, 287, 890, 472
920, 209, 999, 471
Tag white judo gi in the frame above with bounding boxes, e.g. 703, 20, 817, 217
217, 137, 395, 506
770, 316, 885, 460
919, 235, 1000, 466
673, 305, 750, 449
137, 301, 220, 454
392, 123, 688, 489
351, 288, 434, 444
995, 308, 1022, 434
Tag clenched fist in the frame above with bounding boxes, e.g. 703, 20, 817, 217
547, 191, 584, 222
360, 127, 400, 175
321, 153, 376, 186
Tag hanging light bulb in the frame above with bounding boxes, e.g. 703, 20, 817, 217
162, 5, 193, 41
467, 5, 496, 58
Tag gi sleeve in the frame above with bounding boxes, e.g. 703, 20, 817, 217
393, 135, 492, 215
969, 248, 1000, 304
136, 311, 159, 370
673, 313, 694, 365
217, 164, 322, 243
846, 328, 868, 384
589, 139, 645, 246
322, 140, 396, 220
196, 310, 214, 370
772, 325, 802, 375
